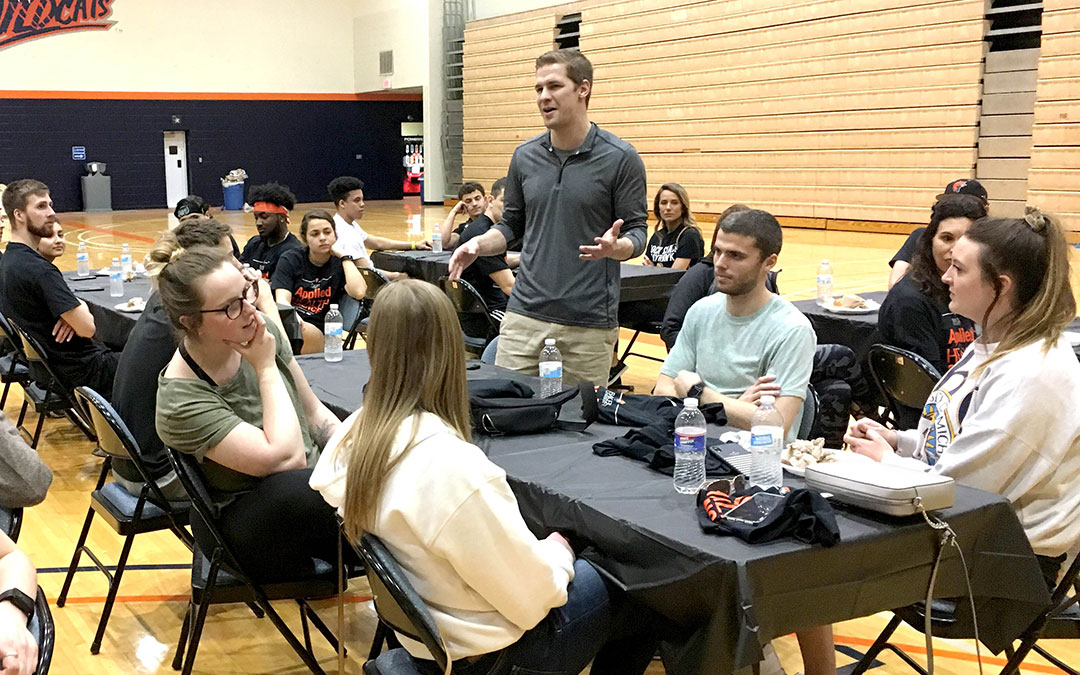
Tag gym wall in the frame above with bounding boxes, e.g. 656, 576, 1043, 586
0, 0, 422, 210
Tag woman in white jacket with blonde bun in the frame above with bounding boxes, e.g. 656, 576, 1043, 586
847, 208, 1080, 586
311, 279, 659, 675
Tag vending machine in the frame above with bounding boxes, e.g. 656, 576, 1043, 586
402, 136, 423, 195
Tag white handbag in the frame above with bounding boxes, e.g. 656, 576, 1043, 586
804, 461, 955, 516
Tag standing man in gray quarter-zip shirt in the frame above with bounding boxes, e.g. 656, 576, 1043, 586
449, 49, 648, 387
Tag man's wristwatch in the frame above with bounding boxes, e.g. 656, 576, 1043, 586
687, 382, 705, 400
0, 588, 34, 625
340, 254, 355, 262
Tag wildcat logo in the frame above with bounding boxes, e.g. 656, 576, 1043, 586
0, 1, 117, 51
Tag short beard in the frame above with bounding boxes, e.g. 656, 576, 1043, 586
718, 275, 759, 298
27, 218, 54, 238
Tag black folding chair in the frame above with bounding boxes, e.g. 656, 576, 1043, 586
0, 311, 31, 409
6, 319, 95, 448
865, 344, 941, 430
56, 387, 193, 655
166, 449, 343, 675
30, 587, 55, 675
796, 384, 820, 441
346, 268, 391, 349
437, 277, 501, 357
851, 551, 1080, 675
356, 533, 451, 675
0, 506, 22, 542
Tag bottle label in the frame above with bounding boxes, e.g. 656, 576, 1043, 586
674, 430, 705, 454
750, 432, 775, 447
539, 361, 562, 379
325, 324, 343, 338
111, 272, 121, 280
816, 274, 833, 286
77, 253, 89, 261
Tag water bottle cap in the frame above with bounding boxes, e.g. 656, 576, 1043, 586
683, 397, 698, 408
821, 259, 830, 264
329, 304, 338, 310
112, 258, 119, 263
544, 338, 555, 346
760, 394, 775, 405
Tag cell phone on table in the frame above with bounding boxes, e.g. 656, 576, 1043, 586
724, 492, 784, 525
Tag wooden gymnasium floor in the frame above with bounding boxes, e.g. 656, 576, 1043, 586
6, 198, 1077, 674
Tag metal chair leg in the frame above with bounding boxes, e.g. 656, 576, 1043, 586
849, 614, 903, 675
302, 600, 344, 655
56, 507, 96, 607
250, 589, 326, 674
30, 407, 46, 449
90, 529, 138, 654
181, 552, 223, 675
369, 622, 388, 661
172, 603, 192, 671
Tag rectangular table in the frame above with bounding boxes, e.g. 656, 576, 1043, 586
793, 291, 886, 365
64, 272, 302, 352
370, 250, 684, 307
298, 350, 1048, 675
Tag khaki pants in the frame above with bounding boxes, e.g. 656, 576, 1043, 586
496, 311, 619, 387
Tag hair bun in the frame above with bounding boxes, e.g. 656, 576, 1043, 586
1024, 206, 1049, 234
168, 246, 186, 263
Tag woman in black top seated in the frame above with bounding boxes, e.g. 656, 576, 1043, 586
878, 193, 986, 378
271, 209, 365, 354
642, 183, 703, 270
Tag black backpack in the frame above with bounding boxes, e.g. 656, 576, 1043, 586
468, 379, 597, 435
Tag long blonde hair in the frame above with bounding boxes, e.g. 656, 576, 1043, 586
966, 207, 1076, 375
341, 280, 472, 540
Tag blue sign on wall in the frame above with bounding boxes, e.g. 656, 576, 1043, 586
72, 146, 86, 161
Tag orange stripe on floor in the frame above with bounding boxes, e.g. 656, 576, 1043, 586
54, 594, 374, 605
63, 220, 157, 243
833, 633, 1064, 675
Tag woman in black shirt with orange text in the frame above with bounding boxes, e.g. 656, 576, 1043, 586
271, 209, 365, 353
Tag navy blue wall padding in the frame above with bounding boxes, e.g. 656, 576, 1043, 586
0, 98, 423, 211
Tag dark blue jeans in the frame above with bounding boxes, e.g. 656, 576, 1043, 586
454, 558, 656, 675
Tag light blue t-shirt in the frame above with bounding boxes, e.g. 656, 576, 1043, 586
661, 293, 816, 442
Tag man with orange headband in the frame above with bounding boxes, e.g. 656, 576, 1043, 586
239, 182, 302, 279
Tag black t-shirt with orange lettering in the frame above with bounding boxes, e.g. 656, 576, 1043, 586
879, 274, 976, 376
270, 248, 345, 330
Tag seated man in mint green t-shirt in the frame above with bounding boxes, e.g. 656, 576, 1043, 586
655, 209, 815, 444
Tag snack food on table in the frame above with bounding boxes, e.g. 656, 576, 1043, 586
832, 293, 867, 310
124, 296, 144, 310
782, 437, 836, 469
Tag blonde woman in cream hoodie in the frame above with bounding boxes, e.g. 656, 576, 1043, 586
311, 280, 660, 675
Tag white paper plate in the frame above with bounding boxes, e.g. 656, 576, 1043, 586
819, 298, 881, 315
1065, 331, 1080, 347
782, 449, 872, 476
114, 301, 145, 313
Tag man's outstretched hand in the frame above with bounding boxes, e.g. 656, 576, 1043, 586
579, 219, 626, 261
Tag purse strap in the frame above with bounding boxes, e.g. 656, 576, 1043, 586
179, 341, 218, 388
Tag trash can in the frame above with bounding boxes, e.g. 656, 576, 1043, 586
223, 182, 244, 210
81, 161, 112, 212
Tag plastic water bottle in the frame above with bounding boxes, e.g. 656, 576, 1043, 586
816, 259, 833, 303
539, 338, 562, 397
323, 304, 343, 362
431, 229, 443, 253
673, 398, 707, 494
109, 258, 123, 297
76, 242, 90, 277
749, 395, 785, 489
120, 243, 132, 275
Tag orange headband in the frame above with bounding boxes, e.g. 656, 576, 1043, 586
253, 201, 288, 215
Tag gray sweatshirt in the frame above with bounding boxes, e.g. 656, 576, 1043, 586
493, 123, 648, 329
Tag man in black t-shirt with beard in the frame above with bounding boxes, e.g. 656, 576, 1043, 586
0, 179, 120, 399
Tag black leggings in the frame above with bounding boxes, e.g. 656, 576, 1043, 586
811, 344, 874, 447
192, 468, 342, 583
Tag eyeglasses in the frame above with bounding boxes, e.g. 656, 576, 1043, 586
199, 282, 259, 320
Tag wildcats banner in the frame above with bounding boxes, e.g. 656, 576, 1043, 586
0, 0, 116, 51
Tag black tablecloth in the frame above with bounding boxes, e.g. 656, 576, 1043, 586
371, 250, 684, 308
64, 272, 152, 350
298, 351, 1048, 675
64, 272, 302, 352
793, 291, 887, 365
